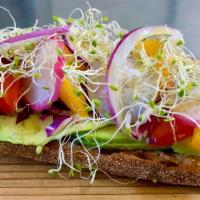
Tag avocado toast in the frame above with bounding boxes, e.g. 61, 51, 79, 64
1, 6, 200, 186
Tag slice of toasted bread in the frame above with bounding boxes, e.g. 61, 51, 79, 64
0, 141, 200, 186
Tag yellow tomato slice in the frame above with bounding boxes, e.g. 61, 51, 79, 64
133, 39, 171, 79
143, 39, 162, 57
60, 77, 88, 117
57, 41, 89, 117
191, 127, 200, 150
133, 39, 162, 58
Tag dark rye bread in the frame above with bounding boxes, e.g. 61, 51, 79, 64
0, 141, 200, 186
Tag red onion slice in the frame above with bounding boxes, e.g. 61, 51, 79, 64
0, 26, 70, 45
23, 39, 65, 111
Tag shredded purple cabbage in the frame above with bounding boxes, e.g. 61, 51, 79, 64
45, 114, 71, 137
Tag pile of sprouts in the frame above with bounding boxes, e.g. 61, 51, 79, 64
54, 3, 127, 120
50, 4, 129, 182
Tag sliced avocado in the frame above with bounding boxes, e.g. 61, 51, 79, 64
3, 114, 199, 155
77, 125, 151, 150
0, 114, 51, 146
0, 114, 108, 148
172, 137, 200, 156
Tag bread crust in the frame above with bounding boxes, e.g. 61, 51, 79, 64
0, 141, 200, 186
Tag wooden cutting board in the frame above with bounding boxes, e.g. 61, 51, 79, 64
0, 156, 199, 200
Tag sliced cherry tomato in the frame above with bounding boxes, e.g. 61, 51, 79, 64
0, 74, 21, 115
142, 115, 196, 147
60, 77, 88, 117
149, 118, 174, 146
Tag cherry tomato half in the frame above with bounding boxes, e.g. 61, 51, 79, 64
0, 74, 21, 115
141, 115, 196, 147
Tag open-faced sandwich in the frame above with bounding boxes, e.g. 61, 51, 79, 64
1, 6, 200, 186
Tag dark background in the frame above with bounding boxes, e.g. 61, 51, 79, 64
0, 0, 200, 56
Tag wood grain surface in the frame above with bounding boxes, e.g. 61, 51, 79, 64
0, 156, 199, 200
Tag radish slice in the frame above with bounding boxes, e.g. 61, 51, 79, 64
106, 26, 183, 127
23, 39, 65, 111
106, 27, 148, 126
